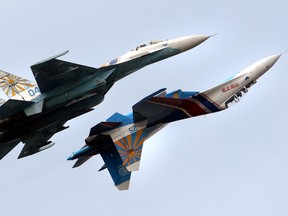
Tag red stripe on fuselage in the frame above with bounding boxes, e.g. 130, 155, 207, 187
149, 97, 208, 117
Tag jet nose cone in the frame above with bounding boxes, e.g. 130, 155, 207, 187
169, 35, 211, 52
261, 53, 283, 71
234, 52, 283, 79
267, 53, 282, 65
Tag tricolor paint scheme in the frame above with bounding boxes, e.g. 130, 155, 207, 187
68, 53, 282, 190
0, 35, 210, 160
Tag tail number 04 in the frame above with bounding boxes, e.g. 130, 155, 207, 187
28, 87, 40, 96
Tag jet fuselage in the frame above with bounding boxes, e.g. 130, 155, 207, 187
69, 53, 282, 161
37, 35, 211, 112
0, 35, 210, 150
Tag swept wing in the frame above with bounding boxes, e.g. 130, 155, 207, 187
30, 48, 161, 93
18, 122, 68, 159
133, 89, 199, 126
30, 51, 98, 92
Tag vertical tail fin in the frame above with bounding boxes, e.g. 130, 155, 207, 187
100, 146, 131, 190
0, 70, 40, 101
114, 129, 146, 171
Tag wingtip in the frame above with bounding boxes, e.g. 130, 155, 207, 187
72, 162, 80, 169
98, 164, 107, 172
32, 50, 70, 66
71, 160, 81, 168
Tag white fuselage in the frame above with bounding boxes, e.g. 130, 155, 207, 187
202, 53, 282, 109
104, 53, 282, 143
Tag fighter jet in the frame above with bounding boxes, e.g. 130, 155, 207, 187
68, 53, 282, 190
0, 35, 210, 160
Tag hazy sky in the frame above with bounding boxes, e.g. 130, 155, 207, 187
0, 1, 288, 215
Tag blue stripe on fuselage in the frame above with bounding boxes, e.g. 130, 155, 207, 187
193, 94, 220, 113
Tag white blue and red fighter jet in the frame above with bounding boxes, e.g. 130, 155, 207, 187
68, 53, 282, 190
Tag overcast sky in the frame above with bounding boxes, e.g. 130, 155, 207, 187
0, 1, 288, 215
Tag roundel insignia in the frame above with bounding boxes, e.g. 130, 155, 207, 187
118, 166, 129, 176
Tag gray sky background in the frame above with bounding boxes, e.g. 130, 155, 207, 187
0, 1, 287, 215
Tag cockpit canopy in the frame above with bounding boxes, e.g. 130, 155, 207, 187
132, 40, 164, 51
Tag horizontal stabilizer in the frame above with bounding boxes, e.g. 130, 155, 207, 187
98, 164, 107, 172
0, 140, 20, 160
73, 155, 93, 168
0, 99, 34, 119
89, 121, 122, 136
106, 112, 130, 122
18, 122, 67, 159
18, 141, 55, 159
